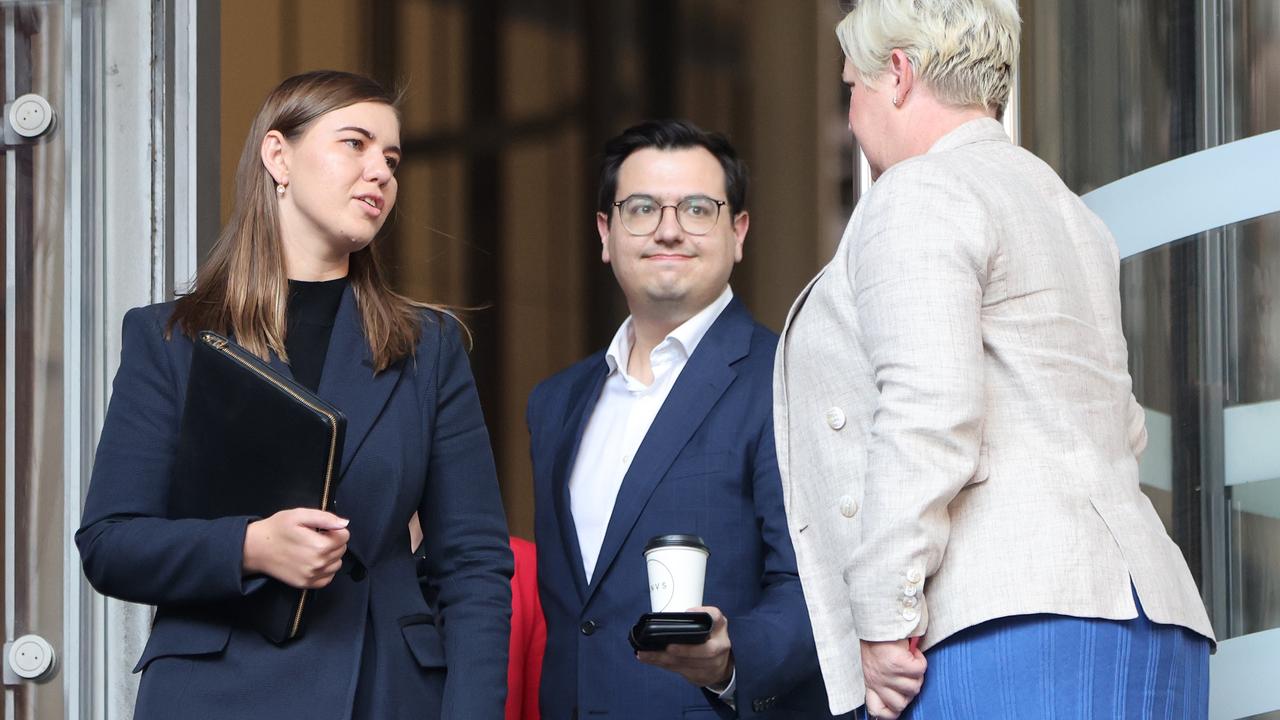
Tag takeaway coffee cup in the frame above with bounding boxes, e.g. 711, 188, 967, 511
644, 534, 710, 612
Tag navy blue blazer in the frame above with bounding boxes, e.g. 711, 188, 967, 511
77, 286, 513, 720
527, 297, 836, 719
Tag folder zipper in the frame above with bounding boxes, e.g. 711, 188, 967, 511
202, 333, 341, 640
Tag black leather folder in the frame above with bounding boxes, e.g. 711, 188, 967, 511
170, 330, 347, 644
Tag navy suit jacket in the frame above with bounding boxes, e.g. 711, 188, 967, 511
77, 286, 513, 720
527, 297, 835, 719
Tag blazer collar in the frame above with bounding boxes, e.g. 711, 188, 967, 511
928, 117, 1009, 155
551, 361, 609, 604
581, 296, 752, 606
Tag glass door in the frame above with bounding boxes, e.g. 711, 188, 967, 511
1, 1, 93, 717
1084, 130, 1280, 720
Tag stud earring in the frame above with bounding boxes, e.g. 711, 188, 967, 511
892, 95, 901, 107
276, 183, 286, 196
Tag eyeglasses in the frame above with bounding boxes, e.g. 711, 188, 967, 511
611, 194, 727, 236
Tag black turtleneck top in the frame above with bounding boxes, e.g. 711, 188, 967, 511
285, 276, 348, 393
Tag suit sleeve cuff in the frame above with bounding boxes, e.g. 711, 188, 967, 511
228, 515, 270, 596
850, 566, 929, 640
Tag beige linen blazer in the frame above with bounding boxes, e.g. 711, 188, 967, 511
774, 118, 1215, 714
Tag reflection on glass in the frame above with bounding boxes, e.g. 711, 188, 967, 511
1229, 477, 1280, 637
1235, 0, 1280, 141
1234, 213, 1280, 404
1122, 234, 1202, 583
1225, 211, 1280, 640
1125, 212, 1280, 645
1020, 0, 1199, 194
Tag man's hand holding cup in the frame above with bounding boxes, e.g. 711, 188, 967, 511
633, 535, 733, 691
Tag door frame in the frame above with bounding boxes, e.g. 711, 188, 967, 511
78, 1, 219, 717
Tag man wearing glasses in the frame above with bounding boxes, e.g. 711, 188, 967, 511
527, 120, 835, 718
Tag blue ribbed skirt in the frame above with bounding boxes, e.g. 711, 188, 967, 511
868, 590, 1210, 720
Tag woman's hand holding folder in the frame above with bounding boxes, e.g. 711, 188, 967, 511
242, 508, 351, 589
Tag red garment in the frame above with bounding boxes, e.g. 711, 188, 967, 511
507, 537, 545, 720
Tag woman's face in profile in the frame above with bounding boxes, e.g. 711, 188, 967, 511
279, 101, 402, 257
843, 58, 891, 179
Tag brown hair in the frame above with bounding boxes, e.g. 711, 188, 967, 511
169, 70, 433, 373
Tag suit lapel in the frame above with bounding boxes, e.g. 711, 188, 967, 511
775, 266, 824, 459
781, 267, 824, 340
583, 299, 751, 605
316, 284, 405, 481
552, 361, 608, 604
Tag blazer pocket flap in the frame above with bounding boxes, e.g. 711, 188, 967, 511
400, 617, 447, 668
133, 612, 232, 673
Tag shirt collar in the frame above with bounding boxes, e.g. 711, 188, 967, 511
604, 286, 734, 378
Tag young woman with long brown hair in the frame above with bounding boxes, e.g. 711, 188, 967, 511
77, 70, 513, 720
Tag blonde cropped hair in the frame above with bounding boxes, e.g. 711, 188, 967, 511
836, 0, 1020, 114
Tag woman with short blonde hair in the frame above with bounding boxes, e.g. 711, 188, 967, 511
776, 2, 1214, 718
835, 0, 1019, 117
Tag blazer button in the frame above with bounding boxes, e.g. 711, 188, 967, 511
825, 407, 847, 430
839, 495, 858, 518
907, 568, 923, 584
902, 607, 919, 622
580, 620, 599, 636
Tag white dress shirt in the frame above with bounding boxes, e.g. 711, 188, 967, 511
568, 286, 733, 581
568, 285, 738, 707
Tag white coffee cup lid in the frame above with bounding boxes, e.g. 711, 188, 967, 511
644, 534, 709, 554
